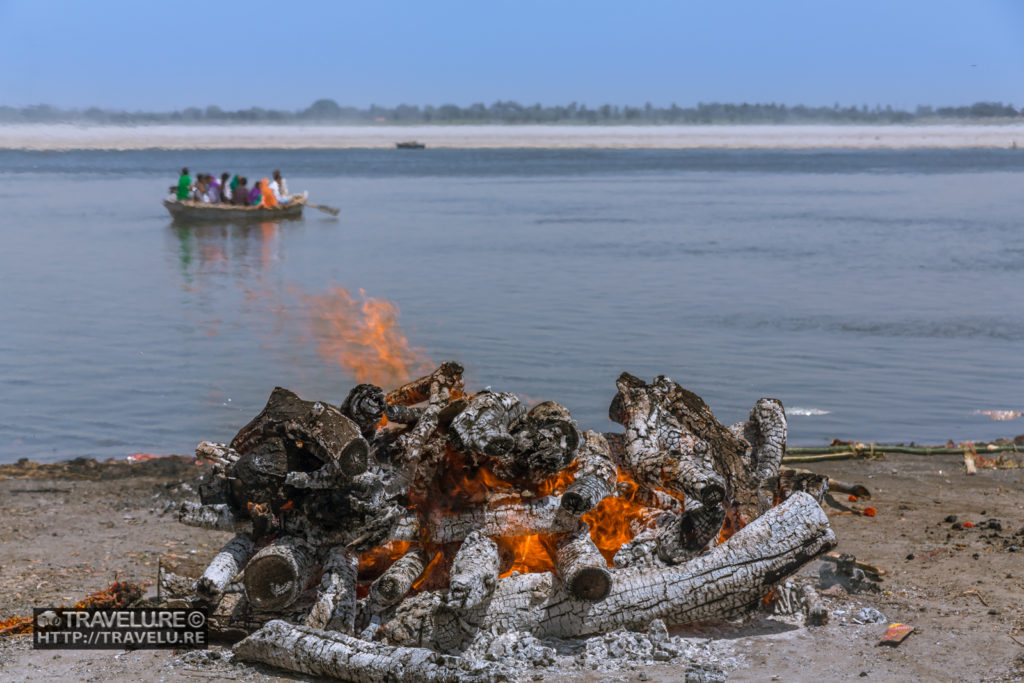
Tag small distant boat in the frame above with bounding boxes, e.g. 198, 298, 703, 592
396, 141, 426, 149
163, 195, 306, 222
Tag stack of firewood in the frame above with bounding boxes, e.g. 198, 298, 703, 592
175, 361, 836, 681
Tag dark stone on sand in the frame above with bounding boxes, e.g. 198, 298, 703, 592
905, 553, 915, 560
944, 515, 957, 523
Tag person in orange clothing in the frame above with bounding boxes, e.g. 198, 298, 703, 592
256, 177, 279, 209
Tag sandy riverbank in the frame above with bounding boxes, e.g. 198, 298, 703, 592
3, 123, 1024, 150
1, 454, 1022, 681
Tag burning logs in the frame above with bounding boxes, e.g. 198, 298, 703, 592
175, 362, 836, 682
385, 492, 835, 647
392, 496, 578, 543
243, 536, 316, 611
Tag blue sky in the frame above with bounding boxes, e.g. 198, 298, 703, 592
1, 0, 1022, 111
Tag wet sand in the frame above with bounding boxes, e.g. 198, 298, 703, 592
3, 123, 1024, 150
1, 454, 1022, 681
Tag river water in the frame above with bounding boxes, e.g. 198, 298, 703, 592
1, 148, 1021, 462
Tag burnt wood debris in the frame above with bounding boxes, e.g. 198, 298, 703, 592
171, 362, 837, 680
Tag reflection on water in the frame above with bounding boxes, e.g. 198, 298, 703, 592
171, 220, 282, 284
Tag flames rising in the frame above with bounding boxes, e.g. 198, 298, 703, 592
303, 286, 432, 387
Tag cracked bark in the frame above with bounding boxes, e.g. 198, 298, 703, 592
243, 536, 316, 611
233, 619, 504, 683
608, 373, 732, 507
561, 431, 617, 515
304, 546, 359, 634
555, 526, 613, 601
434, 531, 501, 650
384, 492, 835, 647
370, 546, 428, 609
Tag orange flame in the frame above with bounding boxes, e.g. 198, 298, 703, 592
497, 534, 559, 577
303, 286, 431, 387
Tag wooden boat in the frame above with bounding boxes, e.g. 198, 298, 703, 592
396, 141, 426, 149
163, 195, 306, 221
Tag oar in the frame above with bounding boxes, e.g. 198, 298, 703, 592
306, 202, 340, 216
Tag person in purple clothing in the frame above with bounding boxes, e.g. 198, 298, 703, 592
248, 179, 263, 206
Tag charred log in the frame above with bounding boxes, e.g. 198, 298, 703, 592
370, 546, 428, 609
561, 431, 617, 514
304, 547, 359, 634
243, 536, 316, 611
393, 496, 578, 544
177, 502, 250, 533
385, 361, 465, 406
448, 392, 525, 457
725, 398, 789, 522
340, 383, 388, 438
555, 527, 613, 601
495, 401, 580, 481
655, 502, 726, 565
386, 492, 835, 646
434, 531, 501, 650
197, 534, 255, 600
233, 619, 504, 683
608, 373, 732, 507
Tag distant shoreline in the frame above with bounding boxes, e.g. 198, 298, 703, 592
2, 123, 1024, 150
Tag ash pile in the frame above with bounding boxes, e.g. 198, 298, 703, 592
170, 361, 837, 682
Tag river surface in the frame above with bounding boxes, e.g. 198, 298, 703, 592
1, 148, 1022, 462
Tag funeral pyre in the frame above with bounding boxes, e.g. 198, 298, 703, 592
173, 362, 837, 681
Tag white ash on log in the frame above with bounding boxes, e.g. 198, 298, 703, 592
243, 536, 316, 611
561, 431, 617, 515
304, 547, 359, 634
555, 526, 613, 600
233, 619, 505, 683
195, 441, 241, 468
177, 501, 251, 533
392, 496, 578, 543
370, 546, 428, 609
608, 373, 729, 507
384, 492, 835, 648
434, 531, 501, 650
725, 398, 789, 522
197, 534, 255, 600
448, 391, 525, 457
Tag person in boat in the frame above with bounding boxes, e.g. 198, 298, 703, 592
233, 177, 249, 205
206, 175, 222, 203
248, 179, 263, 206
268, 170, 291, 204
176, 168, 192, 200
220, 173, 232, 203
192, 175, 207, 202
256, 177, 280, 209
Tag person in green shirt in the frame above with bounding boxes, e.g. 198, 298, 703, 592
176, 168, 192, 200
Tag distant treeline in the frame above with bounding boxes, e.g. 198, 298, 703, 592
1, 99, 1021, 125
